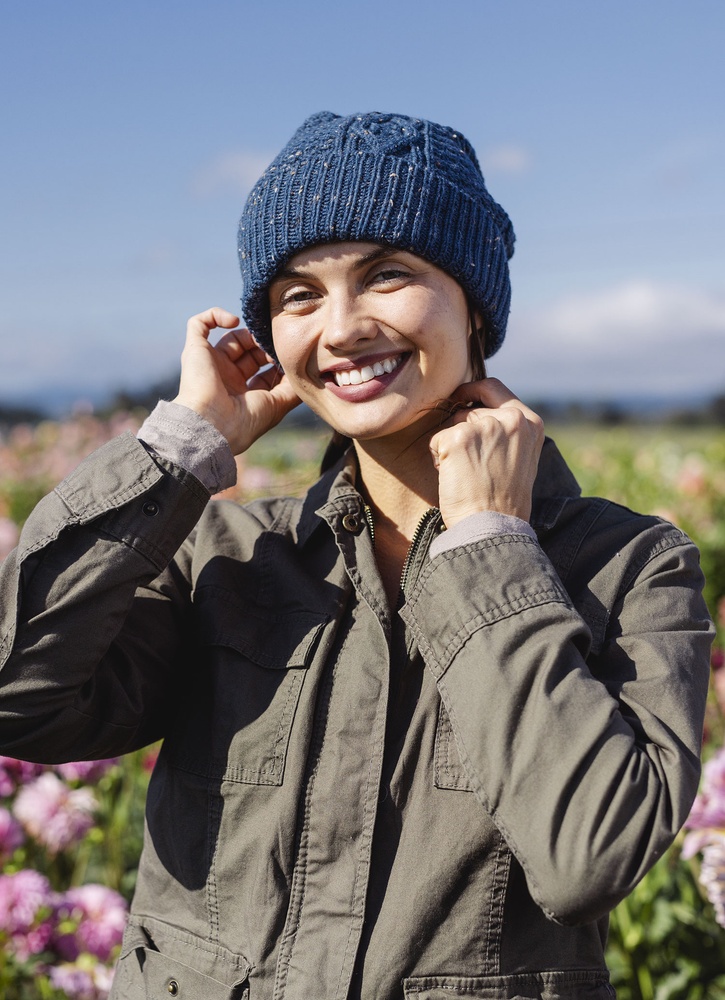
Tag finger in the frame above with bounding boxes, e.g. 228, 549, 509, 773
451, 377, 541, 422
185, 307, 240, 344
216, 331, 270, 377
450, 377, 519, 406
247, 362, 287, 392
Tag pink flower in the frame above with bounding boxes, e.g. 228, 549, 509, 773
686, 749, 725, 830
0, 869, 55, 960
142, 745, 160, 773
55, 884, 127, 962
697, 834, 725, 929
676, 455, 707, 497
55, 759, 120, 783
0, 517, 19, 562
49, 956, 116, 1000
0, 805, 24, 861
0, 755, 46, 796
14, 772, 96, 854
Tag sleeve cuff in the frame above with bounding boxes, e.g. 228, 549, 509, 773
429, 511, 538, 560
137, 401, 237, 495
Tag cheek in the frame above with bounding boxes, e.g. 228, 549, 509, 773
271, 324, 307, 380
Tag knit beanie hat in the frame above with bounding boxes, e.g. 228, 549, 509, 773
238, 111, 515, 358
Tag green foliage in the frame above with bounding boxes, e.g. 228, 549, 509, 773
607, 845, 725, 1000
3, 480, 50, 528
2, 417, 725, 998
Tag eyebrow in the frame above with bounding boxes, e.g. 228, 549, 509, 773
273, 245, 400, 282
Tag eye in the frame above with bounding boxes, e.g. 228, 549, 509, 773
279, 285, 318, 311
369, 265, 411, 287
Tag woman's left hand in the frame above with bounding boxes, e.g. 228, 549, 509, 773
429, 378, 545, 528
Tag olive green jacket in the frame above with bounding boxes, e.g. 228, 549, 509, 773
0, 434, 713, 1000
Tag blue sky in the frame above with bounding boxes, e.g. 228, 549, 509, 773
2, 0, 723, 410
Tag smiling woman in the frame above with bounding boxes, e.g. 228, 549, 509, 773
0, 111, 714, 1000
267, 243, 473, 445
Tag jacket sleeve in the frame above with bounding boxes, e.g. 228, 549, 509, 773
0, 433, 209, 763
399, 519, 714, 926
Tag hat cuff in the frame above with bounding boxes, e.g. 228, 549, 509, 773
239, 151, 511, 358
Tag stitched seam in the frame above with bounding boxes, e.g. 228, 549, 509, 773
550, 497, 609, 583
617, 532, 693, 598
437, 678, 561, 925
97, 527, 177, 570
410, 588, 571, 677
125, 914, 253, 972
334, 658, 389, 1000
486, 839, 510, 975
270, 672, 304, 767
272, 643, 340, 1000
206, 790, 222, 944
439, 587, 570, 657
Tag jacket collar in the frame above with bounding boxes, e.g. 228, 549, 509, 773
296, 453, 360, 547
295, 436, 581, 546
529, 438, 581, 532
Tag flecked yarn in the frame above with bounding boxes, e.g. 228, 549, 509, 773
238, 111, 515, 358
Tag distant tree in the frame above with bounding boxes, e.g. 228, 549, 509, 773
708, 394, 725, 425
0, 403, 47, 428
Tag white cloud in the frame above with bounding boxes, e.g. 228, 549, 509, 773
493, 281, 725, 399
192, 150, 271, 198
481, 144, 531, 175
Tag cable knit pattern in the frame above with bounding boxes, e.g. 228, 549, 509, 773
238, 111, 515, 359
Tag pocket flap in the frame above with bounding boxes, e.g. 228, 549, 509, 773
116, 919, 251, 999
141, 947, 247, 999
196, 584, 328, 669
403, 972, 613, 999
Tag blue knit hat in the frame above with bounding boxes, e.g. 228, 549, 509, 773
238, 111, 515, 358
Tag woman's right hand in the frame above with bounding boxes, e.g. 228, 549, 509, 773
173, 308, 301, 455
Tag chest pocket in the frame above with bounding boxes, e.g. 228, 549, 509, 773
168, 588, 327, 786
434, 701, 475, 792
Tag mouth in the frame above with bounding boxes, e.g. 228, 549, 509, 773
325, 353, 406, 387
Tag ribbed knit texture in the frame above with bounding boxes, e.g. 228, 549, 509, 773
238, 111, 515, 358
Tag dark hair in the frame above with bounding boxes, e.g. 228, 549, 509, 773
319, 304, 486, 473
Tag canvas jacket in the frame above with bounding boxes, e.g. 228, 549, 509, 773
0, 433, 713, 1000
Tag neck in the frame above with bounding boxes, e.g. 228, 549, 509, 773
353, 432, 439, 542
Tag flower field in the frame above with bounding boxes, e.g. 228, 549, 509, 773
1, 411, 724, 999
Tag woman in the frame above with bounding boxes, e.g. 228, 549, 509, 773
0, 112, 714, 999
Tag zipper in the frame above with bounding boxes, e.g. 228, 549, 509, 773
362, 503, 444, 606
363, 504, 375, 549
398, 507, 443, 605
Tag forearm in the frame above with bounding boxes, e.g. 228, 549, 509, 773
402, 526, 713, 924
0, 433, 208, 761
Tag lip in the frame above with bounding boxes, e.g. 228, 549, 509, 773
321, 352, 409, 401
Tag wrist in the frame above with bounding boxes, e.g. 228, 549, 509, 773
138, 401, 237, 495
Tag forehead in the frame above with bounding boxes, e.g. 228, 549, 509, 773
280, 241, 396, 273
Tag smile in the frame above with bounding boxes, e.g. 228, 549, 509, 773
332, 355, 404, 387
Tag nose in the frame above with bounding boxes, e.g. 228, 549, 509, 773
320, 291, 377, 353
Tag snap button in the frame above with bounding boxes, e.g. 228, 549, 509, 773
341, 512, 361, 533
142, 500, 160, 517
167, 980, 179, 996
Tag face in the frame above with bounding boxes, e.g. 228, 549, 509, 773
268, 242, 473, 446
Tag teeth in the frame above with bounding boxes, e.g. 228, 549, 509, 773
333, 355, 401, 387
